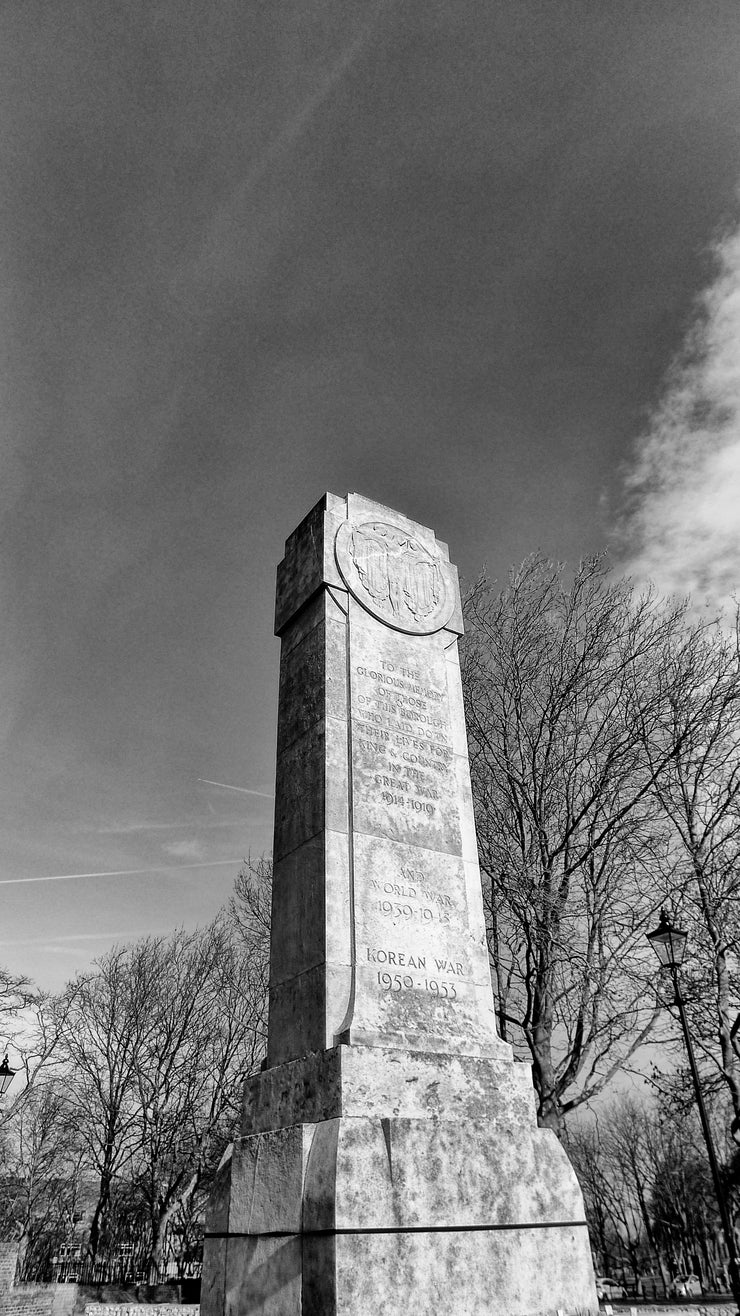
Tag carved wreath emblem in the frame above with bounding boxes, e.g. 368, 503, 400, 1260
335, 520, 453, 634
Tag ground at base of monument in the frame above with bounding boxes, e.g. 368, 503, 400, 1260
599, 1306, 738, 1315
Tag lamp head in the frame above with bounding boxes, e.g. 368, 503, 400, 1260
0, 1054, 17, 1097
647, 909, 688, 972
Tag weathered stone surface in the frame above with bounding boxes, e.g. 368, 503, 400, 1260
205, 1146, 233, 1233
202, 494, 598, 1316
208, 1112, 594, 1314
273, 493, 346, 638
303, 1227, 595, 1316
228, 1126, 312, 1234
241, 1045, 537, 1133
224, 1235, 301, 1316
200, 1235, 227, 1316
300, 1116, 585, 1232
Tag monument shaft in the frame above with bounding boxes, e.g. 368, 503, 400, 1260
269, 492, 501, 1064
202, 493, 598, 1316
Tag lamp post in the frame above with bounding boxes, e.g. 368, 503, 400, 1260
0, 1053, 17, 1097
647, 910, 740, 1313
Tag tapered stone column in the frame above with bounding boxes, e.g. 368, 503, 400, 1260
202, 493, 598, 1316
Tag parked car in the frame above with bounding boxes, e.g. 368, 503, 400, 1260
595, 1276, 626, 1300
670, 1273, 702, 1297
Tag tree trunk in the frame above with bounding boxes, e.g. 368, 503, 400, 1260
88, 1165, 112, 1267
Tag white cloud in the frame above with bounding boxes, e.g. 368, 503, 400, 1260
162, 839, 206, 861
618, 212, 740, 612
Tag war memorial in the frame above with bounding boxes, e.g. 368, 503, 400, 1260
201, 493, 598, 1315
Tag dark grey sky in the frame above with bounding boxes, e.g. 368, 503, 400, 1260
2, 0, 739, 990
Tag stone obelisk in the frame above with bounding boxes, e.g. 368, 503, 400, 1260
201, 493, 597, 1316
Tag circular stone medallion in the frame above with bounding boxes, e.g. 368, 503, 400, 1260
335, 519, 454, 634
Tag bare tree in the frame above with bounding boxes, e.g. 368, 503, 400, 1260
569, 1097, 660, 1282
53, 906, 268, 1282
600, 1097, 666, 1283
461, 555, 701, 1131
0, 1081, 88, 1280
130, 922, 266, 1283
568, 1093, 722, 1291
0, 969, 64, 1131
53, 943, 160, 1264
647, 1106, 725, 1288
226, 853, 271, 1043
566, 1121, 623, 1276
642, 608, 740, 1139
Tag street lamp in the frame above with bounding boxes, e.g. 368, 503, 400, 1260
647, 910, 740, 1313
0, 1053, 17, 1097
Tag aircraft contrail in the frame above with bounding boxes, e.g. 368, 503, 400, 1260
0, 860, 244, 886
189, 0, 393, 282
243, 0, 392, 190
197, 778, 274, 799
0, 931, 147, 947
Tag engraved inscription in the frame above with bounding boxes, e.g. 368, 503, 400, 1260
377, 971, 458, 998
353, 842, 476, 995
365, 945, 467, 976
375, 899, 450, 926
355, 661, 450, 746
369, 873, 454, 926
343, 580, 487, 1046
353, 654, 455, 834
364, 939, 468, 1001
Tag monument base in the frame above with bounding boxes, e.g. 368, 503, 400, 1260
201, 1046, 598, 1316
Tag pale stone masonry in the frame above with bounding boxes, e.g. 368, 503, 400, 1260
201, 493, 598, 1316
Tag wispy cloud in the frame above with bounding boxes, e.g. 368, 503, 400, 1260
92, 819, 249, 835
617, 209, 740, 611
0, 860, 243, 886
162, 839, 204, 861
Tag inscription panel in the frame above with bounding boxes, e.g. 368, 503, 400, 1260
345, 598, 498, 1054
349, 615, 461, 855
348, 831, 497, 1052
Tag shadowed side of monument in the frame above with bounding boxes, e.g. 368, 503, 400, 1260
201, 493, 598, 1316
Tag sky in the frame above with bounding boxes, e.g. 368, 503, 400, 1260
1, 0, 740, 995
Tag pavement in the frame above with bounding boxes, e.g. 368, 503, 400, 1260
602, 1305, 737, 1315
